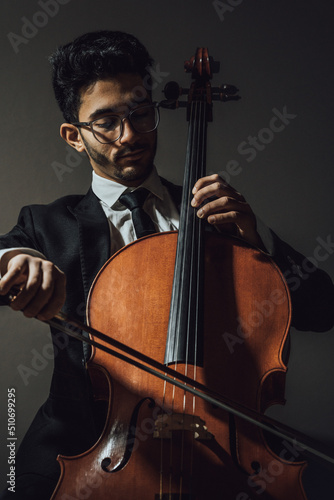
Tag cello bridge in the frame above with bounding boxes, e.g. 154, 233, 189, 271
153, 413, 213, 440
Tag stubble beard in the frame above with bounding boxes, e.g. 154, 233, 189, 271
81, 135, 157, 184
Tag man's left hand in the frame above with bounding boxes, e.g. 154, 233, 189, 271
191, 174, 264, 249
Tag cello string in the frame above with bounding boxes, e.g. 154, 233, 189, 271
164, 98, 200, 497
192, 96, 204, 408
179, 97, 199, 497
163, 98, 200, 494
167, 362, 177, 497
182, 98, 199, 496
193, 97, 206, 393
190, 98, 207, 495
160, 375, 168, 498
184, 98, 198, 386
176, 96, 204, 495
178, 96, 206, 493
188, 98, 203, 496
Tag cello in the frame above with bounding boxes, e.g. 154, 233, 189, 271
37, 48, 324, 498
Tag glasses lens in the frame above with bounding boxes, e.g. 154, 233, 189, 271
92, 116, 121, 143
130, 105, 159, 133
90, 105, 159, 144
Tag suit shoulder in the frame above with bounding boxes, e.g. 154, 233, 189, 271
20, 193, 88, 216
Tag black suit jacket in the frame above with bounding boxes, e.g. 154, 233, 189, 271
0, 181, 333, 485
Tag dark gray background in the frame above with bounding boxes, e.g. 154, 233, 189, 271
0, 0, 333, 497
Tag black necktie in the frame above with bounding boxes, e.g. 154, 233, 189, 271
119, 188, 157, 239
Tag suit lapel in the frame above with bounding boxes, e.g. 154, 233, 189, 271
68, 188, 110, 303
160, 177, 182, 212
68, 179, 182, 303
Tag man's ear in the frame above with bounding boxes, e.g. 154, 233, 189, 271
60, 123, 86, 153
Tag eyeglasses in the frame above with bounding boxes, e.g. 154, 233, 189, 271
72, 103, 160, 144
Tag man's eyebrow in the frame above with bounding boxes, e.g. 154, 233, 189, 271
88, 107, 115, 121
88, 99, 152, 121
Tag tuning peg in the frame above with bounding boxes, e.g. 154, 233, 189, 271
211, 84, 240, 101
221, 84, 238, 95
163, 81, 182, 101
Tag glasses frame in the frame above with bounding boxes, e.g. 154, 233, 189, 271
72, 102, 160, 144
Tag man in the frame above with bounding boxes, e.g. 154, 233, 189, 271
0, 30, 333, 499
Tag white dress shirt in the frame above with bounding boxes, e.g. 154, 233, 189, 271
91, 167, 179, 255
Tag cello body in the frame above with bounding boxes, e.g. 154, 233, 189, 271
51, 231, 307, 499
51, 47, 309, 499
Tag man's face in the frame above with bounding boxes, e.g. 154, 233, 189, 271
77, 73, 157, 186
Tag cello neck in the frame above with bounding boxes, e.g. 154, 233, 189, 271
164, 52, 212, 366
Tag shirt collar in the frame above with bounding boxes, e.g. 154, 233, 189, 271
91, 166, 165, 208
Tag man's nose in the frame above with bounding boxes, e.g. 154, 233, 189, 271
119, 117, 138, 144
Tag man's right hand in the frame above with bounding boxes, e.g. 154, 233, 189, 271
0, 252, 66, 320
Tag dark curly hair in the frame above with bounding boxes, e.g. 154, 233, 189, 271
49, 30, 154, 123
